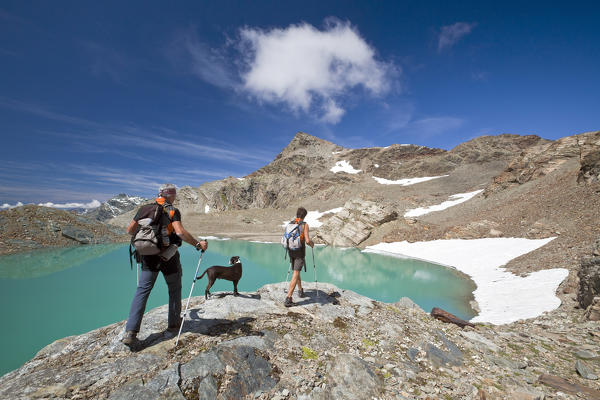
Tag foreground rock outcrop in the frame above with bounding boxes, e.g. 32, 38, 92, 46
2, 282, 599, 400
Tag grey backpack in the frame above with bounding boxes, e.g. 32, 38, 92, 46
281, 221, 304, 251
132, 206, 162, 256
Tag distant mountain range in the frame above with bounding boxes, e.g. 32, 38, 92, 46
82, 194, 149, 221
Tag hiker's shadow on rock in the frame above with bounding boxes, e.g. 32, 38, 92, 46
294, 289, 340, 306
131, 315, 258, 352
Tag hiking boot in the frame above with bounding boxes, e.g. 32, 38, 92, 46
121, 331, 137, 346
299, 288, 306, 298
284, 297, 294, 307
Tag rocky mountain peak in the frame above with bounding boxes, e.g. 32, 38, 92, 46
275, 131, 342, 159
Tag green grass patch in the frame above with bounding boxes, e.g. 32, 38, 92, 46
386, 305, 402, 314
302, 346, 318, 360
507, 343, 523, 352
540, 342, 554, 351
527, 344, 540, 356
362, 338, 377, 348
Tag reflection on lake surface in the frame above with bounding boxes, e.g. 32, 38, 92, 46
0, 244, 123, 279
0, 240, 475, 376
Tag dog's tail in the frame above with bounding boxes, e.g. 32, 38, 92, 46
196, 269, 208, 280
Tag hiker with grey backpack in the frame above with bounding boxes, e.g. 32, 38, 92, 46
281, 207, 314, 307
122, 184, 207, 348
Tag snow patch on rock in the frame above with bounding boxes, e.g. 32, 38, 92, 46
330, 160, 361, 174
404, 190, 483, 217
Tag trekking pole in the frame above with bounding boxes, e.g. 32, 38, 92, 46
175, 247, 206, 347
312, 247, 318, 298
136, 262, 140, 286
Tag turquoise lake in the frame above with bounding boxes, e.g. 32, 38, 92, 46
0, 239, 476, 376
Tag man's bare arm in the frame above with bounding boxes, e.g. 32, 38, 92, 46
172, 221, 207, 250
304, 224, 314, 247
126, 220, 138, 235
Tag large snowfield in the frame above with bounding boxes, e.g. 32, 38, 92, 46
364, 237, 568, 325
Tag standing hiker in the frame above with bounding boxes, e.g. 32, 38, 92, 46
284, 207, 314, 307
122, 184, 207, 346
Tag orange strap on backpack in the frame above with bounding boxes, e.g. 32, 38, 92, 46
156, 197, 176, 234
295, 218, 306, 242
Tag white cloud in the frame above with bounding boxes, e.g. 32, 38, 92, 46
438, 22, 477, 51
1, 201, 23, 209
322, 99, 345, 124
1, 200, 103, 210
38, 200, 102, 209
239, 21, 393, 123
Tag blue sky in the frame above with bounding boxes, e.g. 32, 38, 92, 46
1, 1, 599, 206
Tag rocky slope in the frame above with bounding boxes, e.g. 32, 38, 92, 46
83, 194, 149, 221
1, 282, 598, 400
0, 205, 128, 255
176, 132, 547, 215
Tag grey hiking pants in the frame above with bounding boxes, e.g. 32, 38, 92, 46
125, 256, 182, 333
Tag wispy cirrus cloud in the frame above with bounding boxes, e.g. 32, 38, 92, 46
0, 159, 245, 203
406, 116, 465, 136
0, 98, 275, 167
167, 28, 236, 89
438, 22, 477, 52
384, 103, 465, 138
0, 97, 99, 127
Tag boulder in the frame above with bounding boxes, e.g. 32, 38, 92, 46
180, 345, 277, 399
61, 226, 93, 244
577, 256, 600, 309
585, 297, 600, 321
316, 199, 398, 247
327, 354, 383, 399
576, 360, 598, 380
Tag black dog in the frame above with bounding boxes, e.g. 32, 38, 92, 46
197, 256, 242, 299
